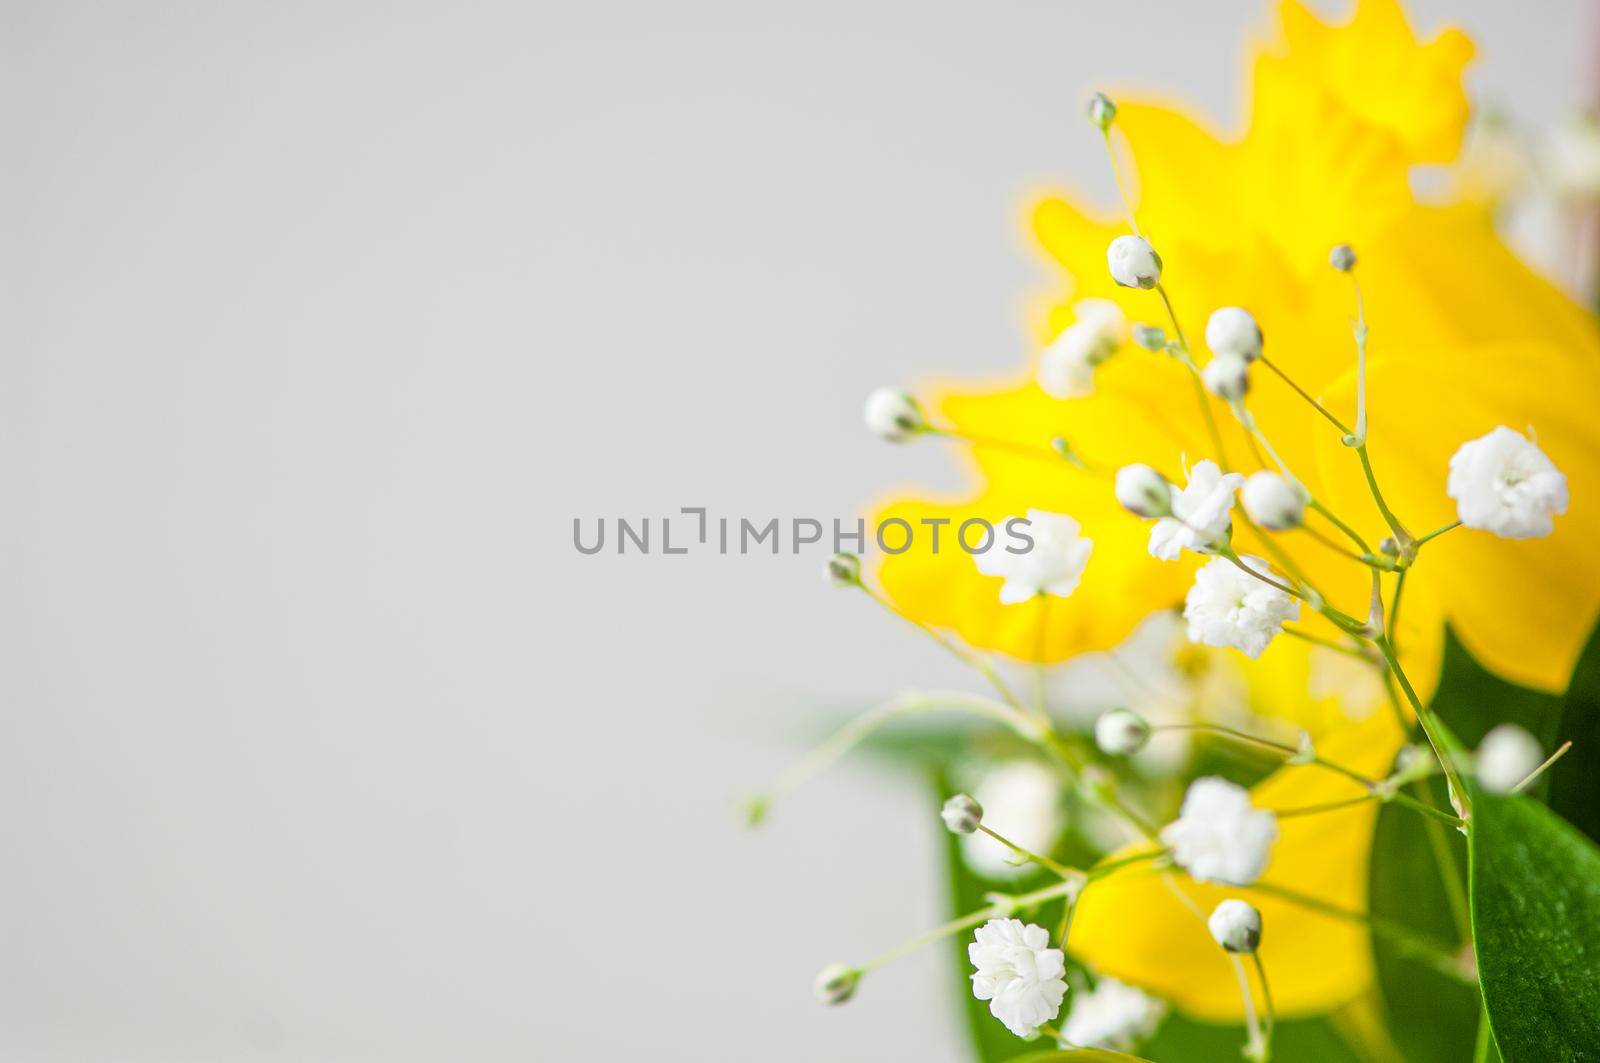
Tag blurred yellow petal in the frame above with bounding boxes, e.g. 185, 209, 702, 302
1070, 712, 1406, 1020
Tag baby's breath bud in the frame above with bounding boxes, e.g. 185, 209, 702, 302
1379, 537, 1401, 558
1329, 244, 1357, 272
1107, 235, 1162, 289
1288, 730, 1316, 765
1476, 724, 1543, 794
813, 964, 860, 1005
1240, 471, 1304, 530
941, 793, 985, 834
826, 552, 861, 587
1094, 708, 1151, 756
1132, 324, 1166, 352
1202, 353, 1250, 402
1087, 92, 1117, 131
1115, 463, 1173, 519
863, 387, 927, 442
1204, 307, 1264, 362
1208, 899, 1262, 953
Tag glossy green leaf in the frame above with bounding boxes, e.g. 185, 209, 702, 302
1009, 1051, 1152, 1062
1548, 618, 1600, 842
1430, 628, 1563, 748
1469, 786, 1600, 1062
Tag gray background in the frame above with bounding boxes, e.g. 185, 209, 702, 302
1, 1, 1589, 1059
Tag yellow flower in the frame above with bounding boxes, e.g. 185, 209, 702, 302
873, 0, 1600, 694
867, 0, 1600, 1022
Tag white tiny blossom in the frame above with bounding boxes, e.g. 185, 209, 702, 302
1060, 977, 1166, 1052
862, 388, 927, 442
1447, 426, 1568, 539
975, 510, 1094, 605
1207, 899, 1263, 953
1115, 464, 1173, 519
1545, 112, 1600, 198
968, 919, 1068, 1038
1094, 709, 1151, 756
961, 761, 1063, 879
1240, 471, 1305, 530
1476, 723, 1544, 794
1204, 307, 1263, 361
1107, 235, 1162, 289
1038, 300, 1127, 400
1183, 554, 1299, 658
942, 793, 984, 834
1201, 353, 1250, 402
1161, 776, 1278, 885
1148, 460, 1244, 560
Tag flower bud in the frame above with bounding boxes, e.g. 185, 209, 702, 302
1107, 235, 1162, 290
941, 793, 984, 834
862, 387, 927, 442
825, 552, 861, 587
1087, 91, 1117, 131
1240, 471, 1304, 530
813, 963, 860, 1005
1204, 307, 1263, 362
1208, 899, 1262, 953
1201, 353, 1250, 402
1131, 324, 1166, 352
1094, 708, 1151, 756
1115, 464, 1173, 519
1476, 723, 1543, 794
1329, 244, 1357, 272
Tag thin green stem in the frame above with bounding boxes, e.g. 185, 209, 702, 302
976, 823, 1076, 878
1376, 635, 1469, 818
1271, 794, 1376, 819
1356, 443, 1411, 545
1413, 778, 1472, 946
1414, 520, 1462, 549
1259, 354, 1351, 435
1307, 499, 1372, 555
1219, 548, 1302, 600
1281, 626, 1376, 662
1252, 952, 1276, 1061
1101, 129, 1141, 235
1150, 721, 1375, 787
1512, 740, 1573, 794
1299, 522, 1376, 565
1388, 791, 1467, 828
855, 582, 1028, 712
858, 875, 1082, 974
1230, 953, 1266, 1063
1156, 282, 1233, 470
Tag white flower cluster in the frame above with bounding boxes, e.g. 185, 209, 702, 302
968, 918, 1069, 1037
1039, 300, 1127, 400
1160, 777, 1277, 885
973, 510, 1094, 604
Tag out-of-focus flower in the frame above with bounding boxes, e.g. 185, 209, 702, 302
862, 388, 926, 442
1201, 354, 1251, 402
968, 919, 1069, 1038
1208, 900, 1263, 953
1475, 723, 1543, 793
1241, 471, 1305, 530
961, 761, 1063, 879
1107, 235, 1162, 289
1205, 307, 1264, 361
941, 793, 984, 834
1447, 425, 1568, 538
1149, 460, 1244, 560
1094, 708, 1152, 756
1544, 112, 1600, 199
1060, 977, 1167, 1051
1039, 300, 1128, 399
813, 964, 859, 1004
1161, 776, 1278, 885
974, 510, 1094, 604
1184, 555, 1299, 658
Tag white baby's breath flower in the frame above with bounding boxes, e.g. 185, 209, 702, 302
1148, 460, 1244, 559
1207, 899, 1263, 953
1115, 464, 1173, 519
1183, 554, 1299, 658
1446, 426, 1568, 539
1038, 300, 1127, 400
1201, 353, 1250, 402
961, 761, 1063, 879
1476, 723, 1543, 794
1240, 471, 1304, 530
1060, 977, 1166, 1051
1545, 112, 1600, 198
968, 919, 1068, 1038
942, 793, 984, 834
1161, 776, 1278, 885
862, 388, 927, 442
1094, 709, 1151, 756
975, 510, 1093, 604
1204, 307, 1263, 361
1107, 235, 1162, 289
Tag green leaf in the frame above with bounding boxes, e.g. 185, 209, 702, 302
1367, 788, 1477, 1063
1008, 1051, 1152, 1062
1548, 618, 1600, 842
1139, 1013, 1362, 1063
1469, 786, 1600, 1062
